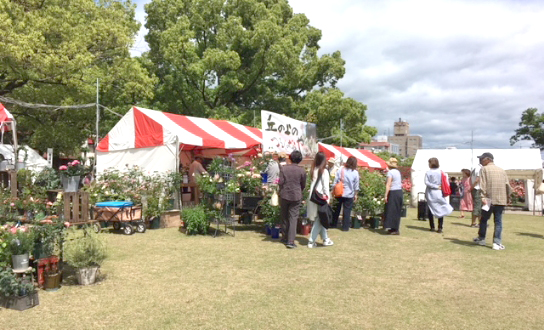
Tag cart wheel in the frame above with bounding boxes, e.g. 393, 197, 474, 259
92, 223, 101, 234
123, 223, 134, 235
136, 222, 147, 233
112, 222, 121, 231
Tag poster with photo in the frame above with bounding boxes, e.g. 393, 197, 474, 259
261, 110, 318, 158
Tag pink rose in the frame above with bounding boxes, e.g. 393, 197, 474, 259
64, 222, 71, 228
10, 227, 17, 234
10, 202, 15, 207
72, 160, 81, 166
59, 165, 68, 171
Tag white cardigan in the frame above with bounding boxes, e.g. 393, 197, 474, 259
306, 168, 331, 221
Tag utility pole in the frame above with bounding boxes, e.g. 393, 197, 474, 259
96, 78, 100, 170
340, 119, 344, 148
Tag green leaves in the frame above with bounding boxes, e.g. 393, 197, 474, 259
1, 0, 155, 155
510, 108, 544, 149
145, 0, 373, 143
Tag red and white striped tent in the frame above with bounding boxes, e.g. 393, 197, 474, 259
318, 142, 387, 170
0, 103, 15, 132
96, 107, 262, 174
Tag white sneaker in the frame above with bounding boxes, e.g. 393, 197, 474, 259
323, 238, 334, 246
492, 243, 505, 250
308, 241, 316, 248
473, 237, 486, 246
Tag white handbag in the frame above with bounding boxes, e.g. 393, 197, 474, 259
270, 191, 279, 206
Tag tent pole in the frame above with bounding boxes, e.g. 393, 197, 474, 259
12, 121, 18, 162
95, 78, 100, 173
174, 137, 181, 210
533, 180, 536, 216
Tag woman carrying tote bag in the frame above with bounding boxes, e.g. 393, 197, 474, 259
306, 152, 334, 248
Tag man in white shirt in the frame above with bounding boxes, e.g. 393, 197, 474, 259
470, 164, 482, 227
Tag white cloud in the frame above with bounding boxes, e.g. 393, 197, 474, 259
131, 0, 544, 150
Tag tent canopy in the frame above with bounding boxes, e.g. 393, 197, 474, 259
96, 107, 263, 174
318, 143, 388, 170
0, 145, 49, 172
411, 148, 543, 179
97, 107, 262, 152
410, 148, 543, 207
0, 103, 14, 124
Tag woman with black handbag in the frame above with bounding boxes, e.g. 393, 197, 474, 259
306, 152, 334, 248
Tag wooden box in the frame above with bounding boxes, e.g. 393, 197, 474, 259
160, 210, 181, 228
0, 292, 39, 311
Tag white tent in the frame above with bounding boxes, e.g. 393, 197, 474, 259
0, 144, 50, 172
411, 149, 543, 211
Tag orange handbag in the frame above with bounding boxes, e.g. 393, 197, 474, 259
333, 168, 345, 198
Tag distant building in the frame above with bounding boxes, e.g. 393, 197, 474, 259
359, 136, 400, 154
387, 118, 422, 158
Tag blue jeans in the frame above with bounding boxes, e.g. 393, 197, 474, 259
478, 205, 504, 244
332, 197, 354, 231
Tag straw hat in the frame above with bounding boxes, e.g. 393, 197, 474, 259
327, 157, 335, 164
386, 157, 398, 168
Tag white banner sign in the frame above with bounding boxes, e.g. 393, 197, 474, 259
261, 110, 318, 158
47, 148, 53, 168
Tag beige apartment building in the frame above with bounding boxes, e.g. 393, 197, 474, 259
387, 118, 422, 158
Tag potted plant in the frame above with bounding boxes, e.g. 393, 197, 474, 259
59, 159, 87, 192
357, 169, 386, 229
258, 191, 280, 236
181, 206, 209, 235
6, 226, 34, 271
64, 227, 107, 285
43, 262, 62, 291
0, 267, 39, 311
32, 219, 65, 260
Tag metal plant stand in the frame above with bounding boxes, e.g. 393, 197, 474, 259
210, 160, 237, 237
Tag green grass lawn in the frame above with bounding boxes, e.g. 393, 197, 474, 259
2, 209, 544, 329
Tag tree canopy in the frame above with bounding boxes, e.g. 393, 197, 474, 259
0, 0, 155, 155
144, 0, 375, 146
510, 108, 544, 150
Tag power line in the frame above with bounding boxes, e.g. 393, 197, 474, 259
0, 96, 123, 117
0, 96, 95, 110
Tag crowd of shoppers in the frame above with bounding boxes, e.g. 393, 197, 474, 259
192, 149, 511, 251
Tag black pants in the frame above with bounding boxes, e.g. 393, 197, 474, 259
332, 197, 354, 231
428, 206, 443, 230
384, 190, 403, 231
280, 198, 300, 244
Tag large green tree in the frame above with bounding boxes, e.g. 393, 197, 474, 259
0, 0, 156, 155
510, 108, 544, 150
144, 0, 375, 146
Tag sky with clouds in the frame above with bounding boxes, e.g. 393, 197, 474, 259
131, 0, 544, 150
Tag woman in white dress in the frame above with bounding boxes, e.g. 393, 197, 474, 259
306, 151, 334, 248
425, 157, 453, 233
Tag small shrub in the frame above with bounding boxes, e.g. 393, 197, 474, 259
64, 227, 107, 269
182, 206, 209, 235
0, 268, 35, 297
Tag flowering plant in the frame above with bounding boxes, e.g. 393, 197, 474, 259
355, 169, 386, 216
3, 225, 35, 255
402, 178, 412, 205
59, 159, 87, 177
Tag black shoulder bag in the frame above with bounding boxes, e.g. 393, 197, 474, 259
310, 169, 327, 206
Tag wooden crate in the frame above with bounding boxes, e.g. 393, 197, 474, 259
160, 209, 181, 228
64, 192, 90, 223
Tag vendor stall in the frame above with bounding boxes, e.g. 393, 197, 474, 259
318, 142, 388, 170
96, 107, 262, 174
